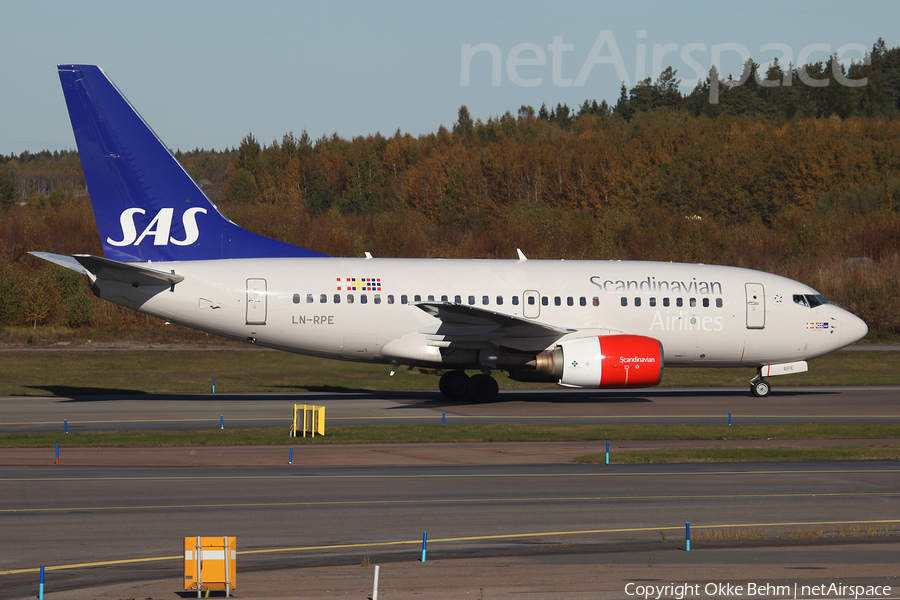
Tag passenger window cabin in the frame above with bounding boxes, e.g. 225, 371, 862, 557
300, 289, 724, 312
301, 290, 724, 312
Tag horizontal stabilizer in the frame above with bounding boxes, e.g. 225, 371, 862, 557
28, 252, 88, 275
73, 254, 184, 287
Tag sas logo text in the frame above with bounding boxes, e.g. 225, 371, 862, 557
107, 207, 207, 247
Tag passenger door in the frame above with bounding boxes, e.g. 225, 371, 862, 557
745, 283, 765, 329
246, 278, 267, 325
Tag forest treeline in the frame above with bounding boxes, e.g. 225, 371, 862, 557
2, 38, 900, 341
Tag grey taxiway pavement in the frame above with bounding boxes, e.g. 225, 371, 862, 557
2, 386, 900, 433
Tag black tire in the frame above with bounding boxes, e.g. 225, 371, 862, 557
751, 380, 771, 398
439, 370, 469, 400
466, 374, 499, 402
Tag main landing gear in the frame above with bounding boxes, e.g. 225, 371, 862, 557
749, 368, 771, 397
439, 370, 499, 402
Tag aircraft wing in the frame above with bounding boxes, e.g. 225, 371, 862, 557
417, 302, 568, 336
415, 302, 571, 351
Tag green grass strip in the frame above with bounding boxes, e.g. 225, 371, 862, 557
1, 423, 898, 448
576, 445, 900, 464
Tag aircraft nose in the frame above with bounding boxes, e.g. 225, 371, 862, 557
840, 311, 868, 347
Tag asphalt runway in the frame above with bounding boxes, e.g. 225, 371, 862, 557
1, 386, 899, 434
1, 460, 899, 599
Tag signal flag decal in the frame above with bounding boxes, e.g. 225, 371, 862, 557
336, 277, 382, 291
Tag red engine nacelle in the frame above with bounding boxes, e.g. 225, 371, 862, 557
533, 334, 663, 389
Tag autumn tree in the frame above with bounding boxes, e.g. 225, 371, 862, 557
0, 166, 16, 210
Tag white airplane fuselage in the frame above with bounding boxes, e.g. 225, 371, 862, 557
97, 257, 864, 370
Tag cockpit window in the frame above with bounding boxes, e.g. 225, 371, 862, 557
794, 294, 828, 308
807, 294, 827, 308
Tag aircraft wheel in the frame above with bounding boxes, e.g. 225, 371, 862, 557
467, 374, 499, 403
751, 379, 771, 398
439, 370, 469, 400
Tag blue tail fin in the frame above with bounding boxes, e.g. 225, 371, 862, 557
58, 65, 327, 262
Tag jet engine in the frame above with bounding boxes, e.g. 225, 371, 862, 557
532, 334, 663, 388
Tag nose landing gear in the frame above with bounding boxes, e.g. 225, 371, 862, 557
749, 369, 770, 397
